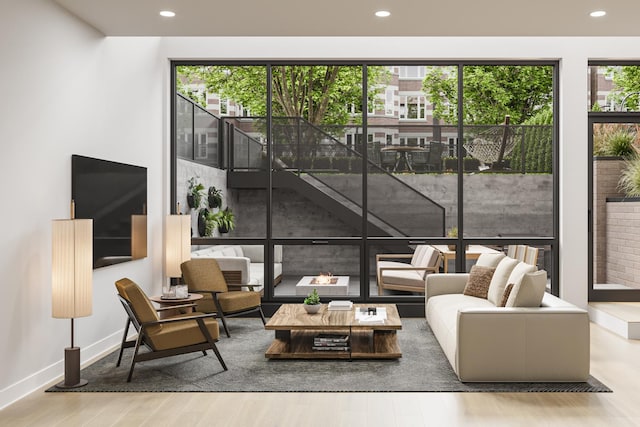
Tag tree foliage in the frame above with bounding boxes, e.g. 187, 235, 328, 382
423, 65, 553, 125
607, 66, 640, 111
177, 65, 389, 126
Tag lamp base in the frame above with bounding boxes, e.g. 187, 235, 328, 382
55, 347, 88, 389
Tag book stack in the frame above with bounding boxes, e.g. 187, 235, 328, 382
312, 333, 350, 351
328, 300, 353, 311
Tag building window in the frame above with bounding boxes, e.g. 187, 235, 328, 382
385, 88, 395, 116
399, 66, 426, 79
399, 95, 426, 120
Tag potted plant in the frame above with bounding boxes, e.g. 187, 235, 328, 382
202, 209, 217, 237
187, 177, 205, 209
208, 186, 223, 209
196, 208, 208, 236
447, 226, 458, 251
215, 207, 235, 234
303, 288, 321, 314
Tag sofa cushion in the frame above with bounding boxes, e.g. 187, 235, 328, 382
222, 248, 237, 256
475, 252, 506, 268
487, 257, 519, 305
499, 283, 514, 307
506, 261, 537, 288
241, 245, 264, 262
249, 262, 282, 284
410, 245, 429, 266
506, 270, 547, 307
415, 247, 440, 279
426, 293, 496, 370
381, 268, 425, 288
463, 265, 495, 299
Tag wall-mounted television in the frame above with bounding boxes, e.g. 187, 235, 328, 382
72, 155, 147, 269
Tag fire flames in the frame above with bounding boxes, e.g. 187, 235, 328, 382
315, 272, 333, 284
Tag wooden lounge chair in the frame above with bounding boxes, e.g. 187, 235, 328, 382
115, 278, 227, 382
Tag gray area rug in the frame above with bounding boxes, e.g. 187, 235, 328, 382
47, 319, 610, 393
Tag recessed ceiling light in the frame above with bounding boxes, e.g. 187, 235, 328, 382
160, 10, 176, 18
375, 10, 391, 18
590, 10, 606, 17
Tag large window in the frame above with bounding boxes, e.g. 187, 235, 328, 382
172, 61, 559, 311
588, 63, 640, 302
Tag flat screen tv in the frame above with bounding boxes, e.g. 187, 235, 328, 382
72, 155, 147, 269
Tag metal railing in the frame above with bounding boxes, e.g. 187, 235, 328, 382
176, 93, 222, 168
226, 116, 447, 236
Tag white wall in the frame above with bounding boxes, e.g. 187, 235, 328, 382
0, 1, 164, 409
3, 2, 640, 409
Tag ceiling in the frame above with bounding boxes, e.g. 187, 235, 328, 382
54, 0, 640, 37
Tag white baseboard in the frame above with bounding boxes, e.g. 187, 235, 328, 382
628, 321, 640, 340
0, 329, 126, 411
588, 305, 640, 339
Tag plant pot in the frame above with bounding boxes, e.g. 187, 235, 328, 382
208, 195, 222, 209
303, 304, 321, 314
218, 225, 230, 234
186, 194, 196, 209
197, 210, 207, 237
447, 244, 456, 251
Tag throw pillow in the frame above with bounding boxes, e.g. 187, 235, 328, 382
487, 257, 519, 305
475, 252, 506, 268
506, 270, 547, 307
499, 283, 514, 307
463, 265, 496, 299
506, 261, 537, 288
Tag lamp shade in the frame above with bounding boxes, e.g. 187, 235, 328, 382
52, 219, 93, 319
131, 214, 148, 260
165, 215, 191, 278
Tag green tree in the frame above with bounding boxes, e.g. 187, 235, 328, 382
177, 65, 389, 126
423, 65, 553, 125
607, 66, 640, 111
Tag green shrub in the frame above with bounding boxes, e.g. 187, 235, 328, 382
313, 156, 331, 170
443, 157, 457, 171
619, 156, 640, 197
593, 124, 639, 157
606, 130, 635, 158
463, 157, 481, 171
333, 157, 350, 173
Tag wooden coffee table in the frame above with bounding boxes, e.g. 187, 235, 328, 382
264, 304, 402, 359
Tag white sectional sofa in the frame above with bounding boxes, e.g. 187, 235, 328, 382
425, 253, 590, 382
190, 245, 283, 293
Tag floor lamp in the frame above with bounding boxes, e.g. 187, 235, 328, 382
52, 204, 92, 389
165, 205, 191, 293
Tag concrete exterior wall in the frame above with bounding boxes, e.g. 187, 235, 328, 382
593, 158, 626, 283
224, 173, 552, 275
177, 160, 228, 237
225, 176, 554, 236
606, 201, 640, 289
399, 174, 554, 236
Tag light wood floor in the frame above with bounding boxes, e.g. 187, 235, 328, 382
2, 321, 640, 427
